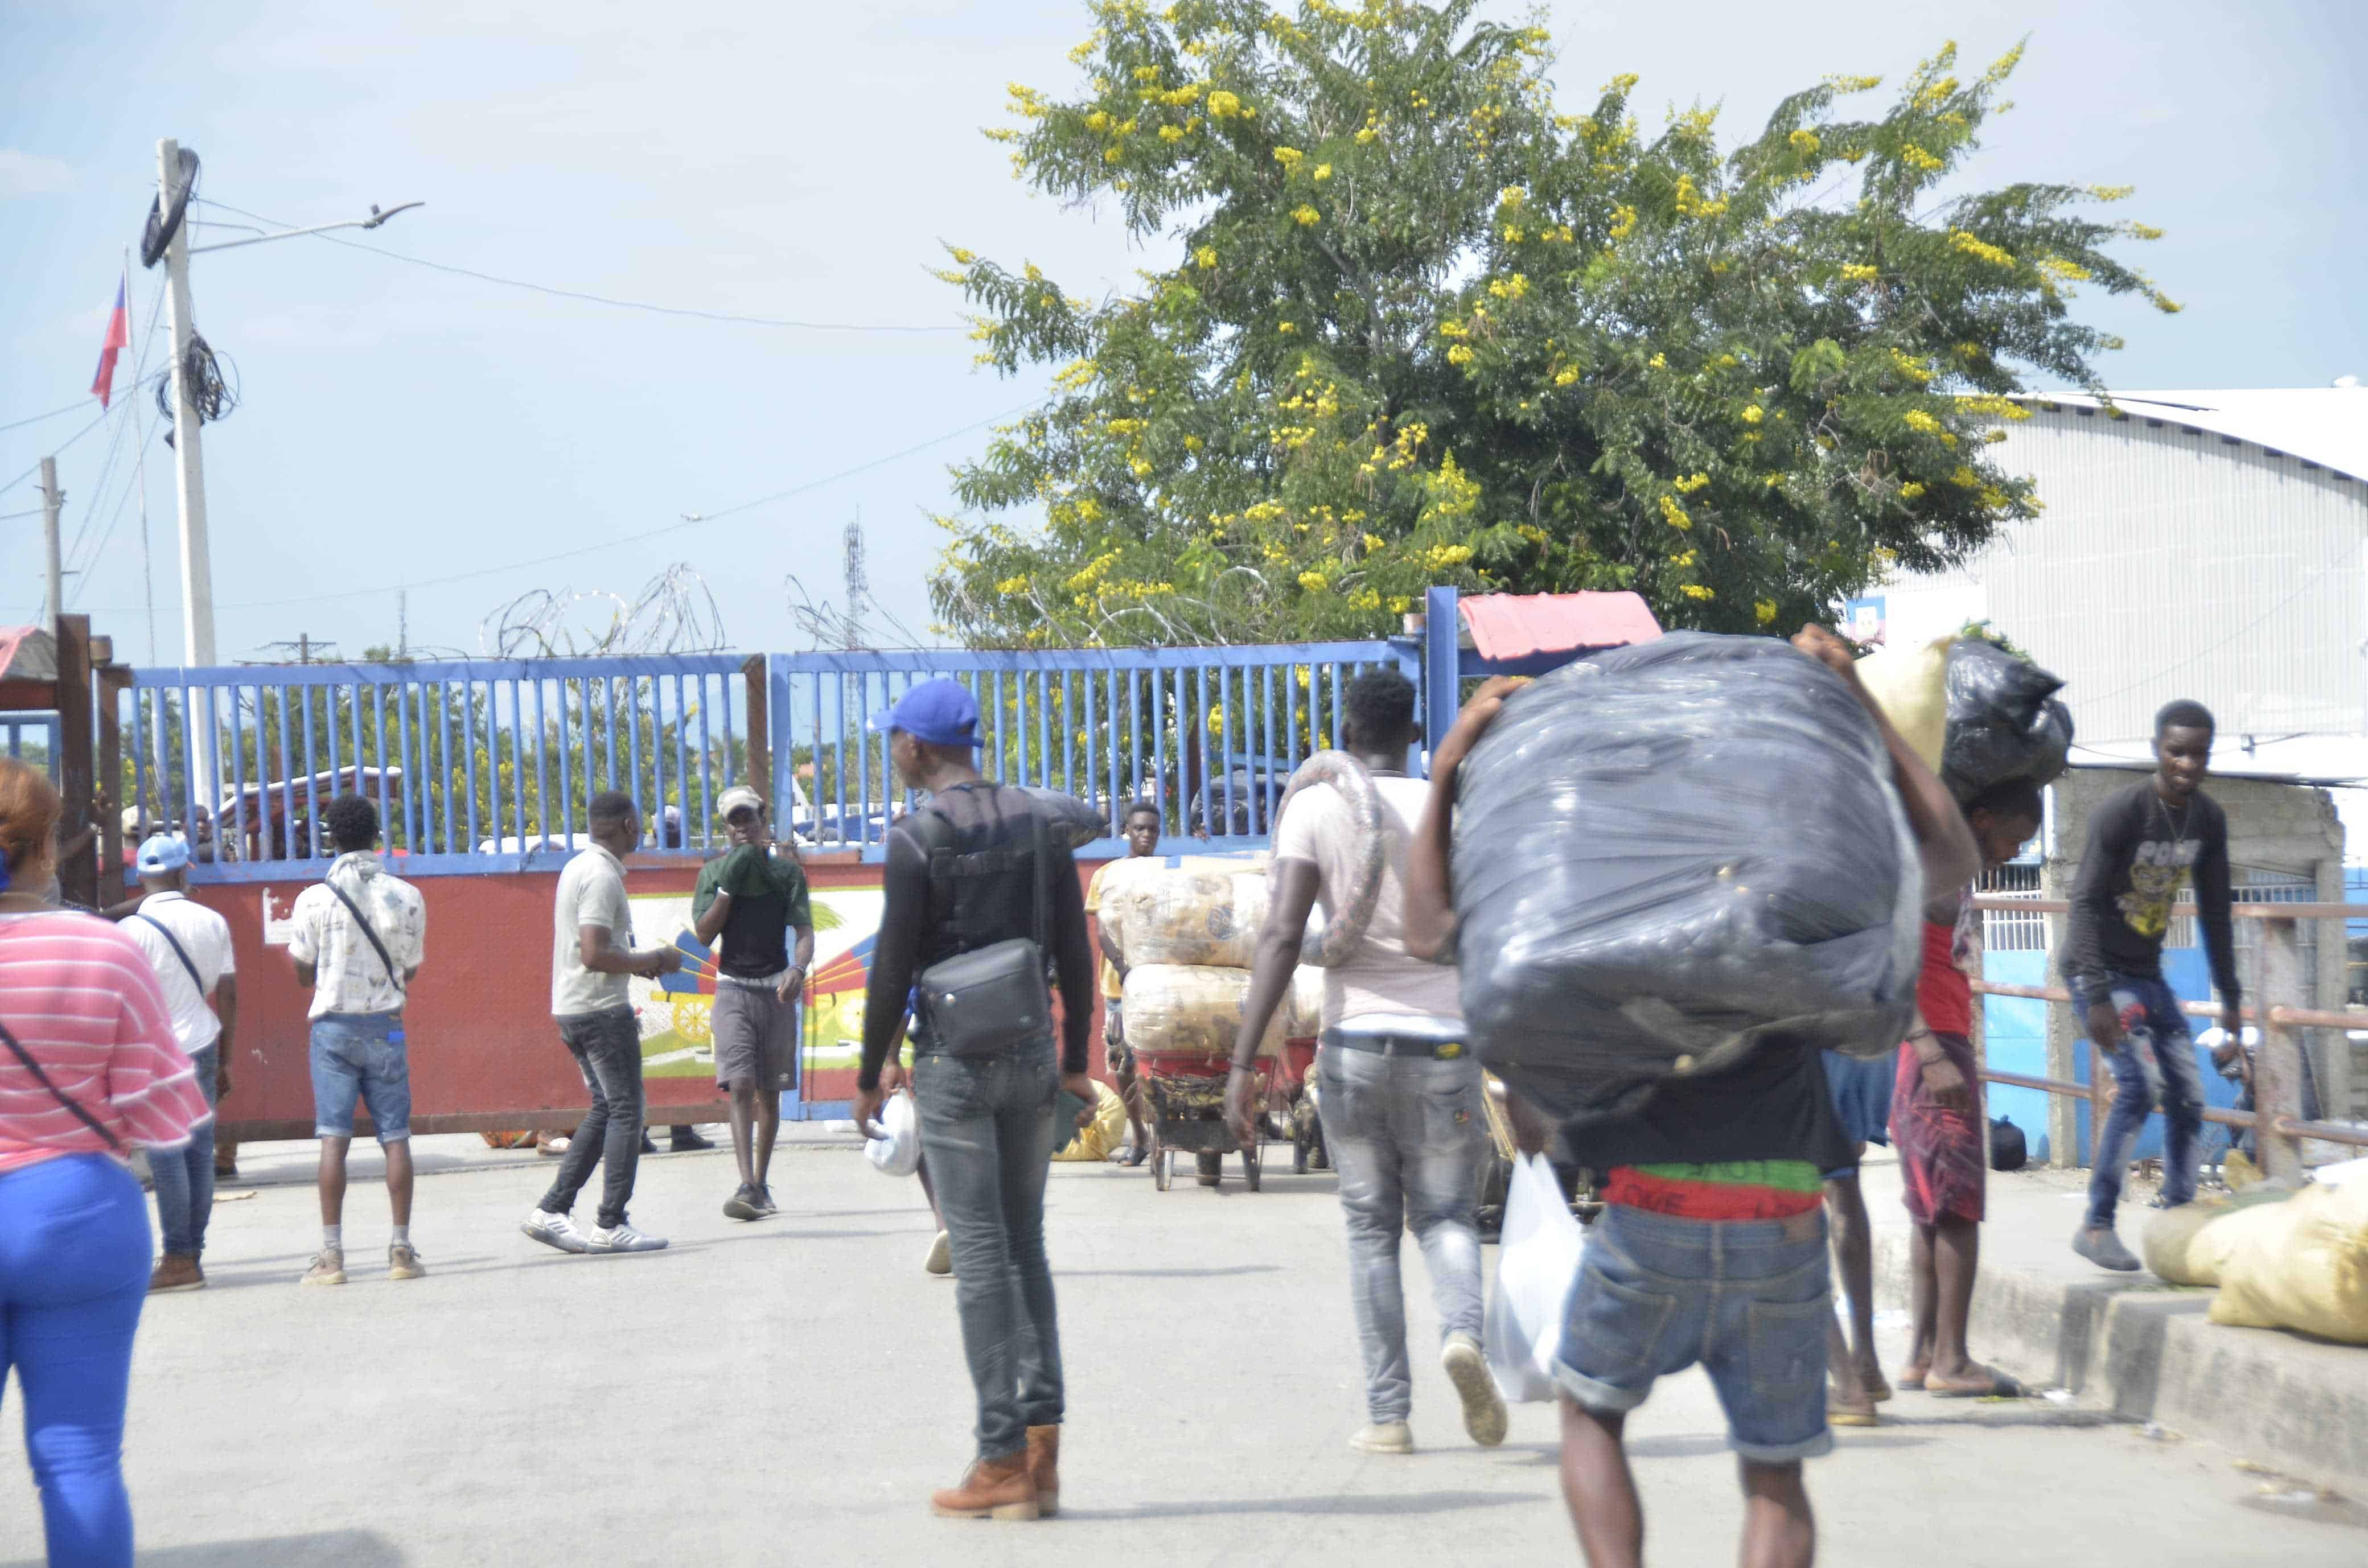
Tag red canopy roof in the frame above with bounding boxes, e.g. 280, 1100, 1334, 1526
1458, 592, 1660, 663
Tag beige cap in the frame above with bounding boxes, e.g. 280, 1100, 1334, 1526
717, 785, 765, 820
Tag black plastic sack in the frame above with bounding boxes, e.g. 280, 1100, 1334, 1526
1452, 632, 1922, 1125
1989, 1115, 2028, 1172
1939, 640, 2073, 805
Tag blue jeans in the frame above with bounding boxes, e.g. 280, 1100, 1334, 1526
1318, 1042, 1487, 1423
541, 1009, 644, 1230
1556, 1203, 1835, 1463
148, 1044, 219, 1259
309, 1011, 412, 1142
0, 1153, 153, 1566
912, 1039, 1063, 1462
2071, 974, 2204, 1229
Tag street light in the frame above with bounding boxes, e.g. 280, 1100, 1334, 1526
149, 135, 418, 814
150, 136, 421, 671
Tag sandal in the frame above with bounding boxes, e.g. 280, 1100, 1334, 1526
1897, 1365, 1930, 1392
1828, 1404, 1880, 1429
1117, 1145, 1149, 1168
1927, 1365, 2022, 1400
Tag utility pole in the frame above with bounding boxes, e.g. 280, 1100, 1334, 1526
157, 138, 216, 671
38, 458, 63, 639
842, 511, 868, 650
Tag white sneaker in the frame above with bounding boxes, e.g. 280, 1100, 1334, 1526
924, 1229, 953, 1277
1442, 1332, 1509, 1447
587, 1223, 669, 1253
1350, 1421, 1414, 1455
520, 1208, 589, 1254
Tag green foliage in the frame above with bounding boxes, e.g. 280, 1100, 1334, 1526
931, 1, 2174, 647
1956, 618, 2032, 661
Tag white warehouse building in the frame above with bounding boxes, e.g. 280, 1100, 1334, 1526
1878, 384, 2368, 780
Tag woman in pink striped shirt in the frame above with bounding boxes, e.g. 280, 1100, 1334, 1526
0, 759, 211, 1567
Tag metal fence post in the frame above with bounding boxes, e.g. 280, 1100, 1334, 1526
1422, 586, 1460, 777
2257, 915, 2305, 1185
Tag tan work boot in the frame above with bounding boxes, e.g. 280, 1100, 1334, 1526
930, 1452, 1040, 1521
148, 1254, 205, 1294
1025, 1425, 1060, 1517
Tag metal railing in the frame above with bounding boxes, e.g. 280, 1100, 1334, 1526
125, 655, 749, 880
1, 712, 58, 777
1966, 896, 2368, 1182
762, 642, 1406, 858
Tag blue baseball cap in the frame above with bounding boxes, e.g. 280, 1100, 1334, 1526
868, 678, 980, 749
136, 834, 192, 875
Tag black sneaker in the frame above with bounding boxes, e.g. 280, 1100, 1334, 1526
723, 1183, 762, 1221
669, 1127, 716, 1153
753, 1184, 779, 1217
2073, 1226, 2141, 1272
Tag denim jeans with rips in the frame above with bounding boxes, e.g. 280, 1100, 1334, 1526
2071, 973, 2206, 1230
1318, 1040, 1487, 1425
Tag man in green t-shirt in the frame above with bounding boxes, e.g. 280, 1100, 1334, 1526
693, 785, 815, 1221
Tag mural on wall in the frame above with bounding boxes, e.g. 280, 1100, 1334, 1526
625, 887, 884, 1080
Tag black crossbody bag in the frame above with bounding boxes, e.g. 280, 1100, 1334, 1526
908, 802, 1054, 1059
132, 912, 207, 995
0, 1015, 122, 1150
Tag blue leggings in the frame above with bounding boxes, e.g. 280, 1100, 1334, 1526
1, 1153, 151, 1567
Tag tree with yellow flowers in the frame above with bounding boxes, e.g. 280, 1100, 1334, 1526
933, 1, 2176, 647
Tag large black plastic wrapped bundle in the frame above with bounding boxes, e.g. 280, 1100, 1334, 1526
1453, 632, 1922, 1125
1939, 639, 2073, 804
1019, 787, 1107, 850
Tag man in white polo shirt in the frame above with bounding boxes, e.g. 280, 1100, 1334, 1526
122, 833, 238, 1293
521, 790, 683, 1255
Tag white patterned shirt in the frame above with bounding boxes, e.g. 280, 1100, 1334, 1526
287, 853, 426, 1019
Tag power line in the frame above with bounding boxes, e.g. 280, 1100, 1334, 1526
198, 199, 963, 335
145, 400, 1035, 612
0, 401, 91, 437
0, 408, 113, 496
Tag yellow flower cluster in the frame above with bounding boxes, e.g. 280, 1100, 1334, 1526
1424, 544, 1474, 569
1554, 365, 1580, 386
1789, 129, 1820, 156
1291, 204, 1321, 226
1298, 571, 1331, 593
1952, 394, 2029, 421
1903, 410, 1942, 434
1950, 466, 1979, 488
1346, 587, 1383, 614
1194, 245, 1218, 269
1314, 164, 1331, 181
1754, 599, 1779, 625
1888, 348, 1935, 385
1824, 73, 1882, 93
1679, 584, 1716, 601
1647, 352, 1667, 370
1274, 146, 1305, 169
1837, 263, 1878, 283
1658, 495, 1692, 530
1672, 175, 1728, 219
1207, 89, 1243, 118
995, 575, 1031, 595
1947, 230, 2016, 269
1668, 549, 1697, 567
1741, 404, 1764, 423
1486, 274, 1530, 299
2036, 256, 2093, 282
1066, 550, 1122, 592
1446, 344, 1474, 365
1673, 472, 1709, 494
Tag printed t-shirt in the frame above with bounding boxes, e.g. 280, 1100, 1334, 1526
693, 845, 812, 980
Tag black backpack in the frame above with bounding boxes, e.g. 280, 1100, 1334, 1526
1989, 1116, 2028, 1172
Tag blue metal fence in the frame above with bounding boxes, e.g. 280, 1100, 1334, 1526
130, 637, 1428, 879
126, 655, 749, 883
2, 712, 59, 778
767, 641, 1410, 861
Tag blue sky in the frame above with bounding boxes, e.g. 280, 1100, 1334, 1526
2, 0, 2361, 666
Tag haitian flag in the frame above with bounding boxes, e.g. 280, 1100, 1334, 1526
90, 279, 129, 409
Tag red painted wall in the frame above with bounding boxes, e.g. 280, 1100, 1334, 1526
205, 855, 1113, 1139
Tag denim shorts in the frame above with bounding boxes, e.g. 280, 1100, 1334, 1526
1555, 1202, 1834, 1463
310, 1011, 413, 1142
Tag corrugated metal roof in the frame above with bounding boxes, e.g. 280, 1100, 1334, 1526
1458, 591, 1661, 662
0, 627, 56, 682
2012, 386, 2368, 484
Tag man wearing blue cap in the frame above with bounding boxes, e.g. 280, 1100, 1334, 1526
852, 677, 1098, 1522
124, 834, 239, 1293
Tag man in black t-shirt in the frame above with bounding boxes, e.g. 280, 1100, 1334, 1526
693, 786, 814, 1221
2063, 699, 2242, 1272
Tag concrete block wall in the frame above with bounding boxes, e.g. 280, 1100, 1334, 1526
2040, 766, 2354, 1157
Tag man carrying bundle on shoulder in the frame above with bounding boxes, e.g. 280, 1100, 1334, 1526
1404, 625, 1980, 1568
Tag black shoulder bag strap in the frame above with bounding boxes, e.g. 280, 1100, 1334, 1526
132, 912, 207, 996
324, 874, 406, 996
0, 1015, 122, 1150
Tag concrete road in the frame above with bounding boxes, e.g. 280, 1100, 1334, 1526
4, 1133, 2362, 1567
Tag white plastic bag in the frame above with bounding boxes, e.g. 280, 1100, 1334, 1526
1485, 1153, 1586, 1403
864, 1090, 922, 1178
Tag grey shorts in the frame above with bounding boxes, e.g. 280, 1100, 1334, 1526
713, 982, 797, 1092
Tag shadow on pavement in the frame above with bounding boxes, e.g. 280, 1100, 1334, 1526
3, 1529, 403, 1567
1056, 1265, 1282, 1279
